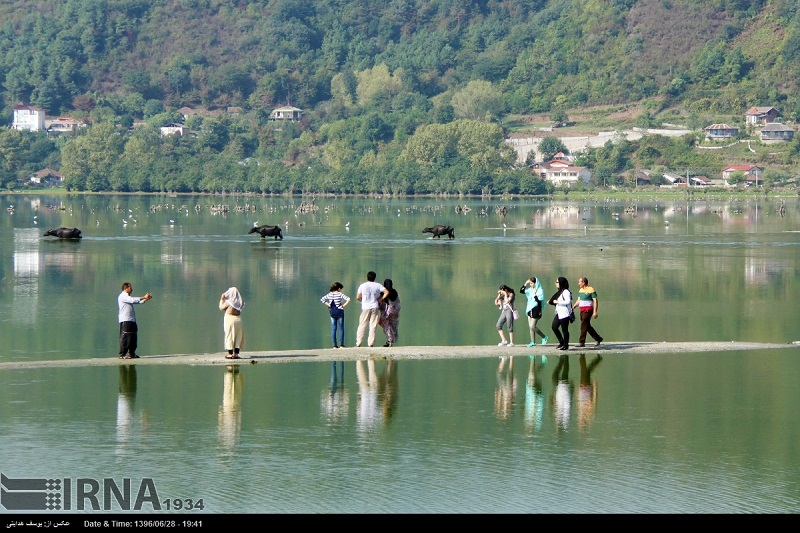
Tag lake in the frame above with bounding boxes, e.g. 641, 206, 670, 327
0, 193, 798, 514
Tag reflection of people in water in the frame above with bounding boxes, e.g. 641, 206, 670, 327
551, 354, 573, 431
494, 356, 518, 420
524, 355, 546, 433
321, 361, 349, 424
355, 359, 398, 432
116, 365, 140, 453
218, 365, 244, 449
577, 354, 602, 432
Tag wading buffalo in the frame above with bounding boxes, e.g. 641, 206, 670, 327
44, 227, 82, 239
249, 225, 284, 240
422, 225, 455, 239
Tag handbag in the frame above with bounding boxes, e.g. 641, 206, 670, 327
529, 296, 543, 319
329, 302, 344, 318
512, 309, 519, 320
569, 308, 575, 323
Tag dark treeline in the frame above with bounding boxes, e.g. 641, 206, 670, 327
1, 0, 799, 193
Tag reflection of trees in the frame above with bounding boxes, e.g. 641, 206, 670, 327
577, 355, 602, 432
494, 356, 518, 421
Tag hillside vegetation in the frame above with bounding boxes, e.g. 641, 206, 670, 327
0, 0, 798, 194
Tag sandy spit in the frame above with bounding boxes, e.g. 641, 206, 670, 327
1, 342, 798, 370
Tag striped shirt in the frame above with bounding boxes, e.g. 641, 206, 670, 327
321, 291, 350, 310
577, 286, 597, 310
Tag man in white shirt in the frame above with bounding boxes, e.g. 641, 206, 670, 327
355, 271, 388, 348
118, 282, 152, 359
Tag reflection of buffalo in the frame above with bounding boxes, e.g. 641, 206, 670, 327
44, 227, 82, 239
249, 225, 283, 240
422, 225, 455, 239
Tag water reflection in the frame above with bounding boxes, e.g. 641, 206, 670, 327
320, 361, 349, 424
524, 355, 547, 433
218, 365, 243, 450
355, 359, 398, 433
116, 365, 142, 454
552, 354, 573, 432
494, 356, 518, 420
577, 354, 603, 432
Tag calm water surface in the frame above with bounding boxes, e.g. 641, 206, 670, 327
1, 194, 799, 513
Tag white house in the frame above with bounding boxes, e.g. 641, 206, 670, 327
722, 165, 763, 186
46, 117, 86, 135
12, 104, 46, 132
30, 168, 64, 186
268, 106, 303, 121
534, 160, 591, 186
160, 123, 189, 136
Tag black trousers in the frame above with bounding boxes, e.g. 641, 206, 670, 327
119, 321, 138, 356
551, 315, 570, 347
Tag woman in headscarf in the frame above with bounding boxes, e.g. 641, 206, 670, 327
219, 287, 245, 359
547, 277, 572, 350
521, 277, 548, 347
379, 279, 400, 347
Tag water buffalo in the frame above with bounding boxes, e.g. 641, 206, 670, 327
422, 225, 455, 239
44, 227, 82, 239
249, 225, 283, 240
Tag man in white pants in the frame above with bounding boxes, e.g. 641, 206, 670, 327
355, 271, 388, 348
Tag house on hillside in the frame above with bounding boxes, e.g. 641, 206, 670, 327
160, 123, 189, 136
12, 103, 46, 132
704, 123, 739, 141
46, 117, 86, 135
689, 175, 716, 187
722, 165, 763, 186
534, 159, 591, 186
30, 168, 64, 186
551, 151, 573, 163
662, 172, 686, 186
622, 169, 654, 186
268, 106, 303, 121
759, 122, 794, 143
745, 106, 779, 126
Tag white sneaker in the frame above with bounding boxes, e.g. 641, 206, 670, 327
508, 343, 515, 347
498, 341, 508, 346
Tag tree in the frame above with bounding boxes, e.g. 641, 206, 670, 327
61, 123, 124, 191
451, 80, 504, 121
538, 137, 567, 161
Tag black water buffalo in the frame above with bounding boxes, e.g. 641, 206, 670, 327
422, 225, 455, 239
249, 225, 284, 240
44, 227, 82, 239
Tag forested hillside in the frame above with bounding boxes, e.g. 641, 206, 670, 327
1, 0, 798, 194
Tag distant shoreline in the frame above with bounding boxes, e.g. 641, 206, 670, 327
1, 342, 797, 370
2, 188, 789, 201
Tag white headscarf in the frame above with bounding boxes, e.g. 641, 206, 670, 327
223, 287, 244, 311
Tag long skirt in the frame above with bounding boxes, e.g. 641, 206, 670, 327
223, 313, 244, 350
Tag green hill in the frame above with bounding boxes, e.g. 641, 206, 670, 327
1, 0, 798, 193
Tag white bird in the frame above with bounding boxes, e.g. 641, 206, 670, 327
169, 219, 175, 224
122, 219, 128, 225
253, 221, 259, 227
345, 222, 350, 228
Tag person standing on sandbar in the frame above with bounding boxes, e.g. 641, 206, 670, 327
118, 282, 152, 359
355, 271, 388, 348
220, 287, 245, 359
